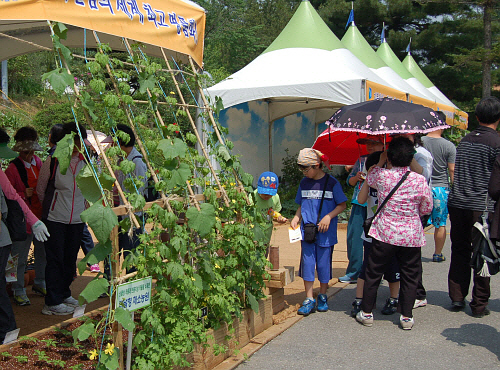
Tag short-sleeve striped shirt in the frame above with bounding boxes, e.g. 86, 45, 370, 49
448, 126, 500, 212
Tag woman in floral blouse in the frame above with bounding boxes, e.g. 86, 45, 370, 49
355, 136, 432, 330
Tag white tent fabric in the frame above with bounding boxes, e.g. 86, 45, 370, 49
207, 47, 393, 123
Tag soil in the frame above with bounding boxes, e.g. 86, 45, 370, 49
0, 312, 131, 370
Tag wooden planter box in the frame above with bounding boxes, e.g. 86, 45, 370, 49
178, 296, 273, 370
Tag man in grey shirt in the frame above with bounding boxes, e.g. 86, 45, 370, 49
422, 111, 456, 262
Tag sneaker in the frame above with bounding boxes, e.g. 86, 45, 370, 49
381, 297, 398, 315
42, 303, 75, 315
471, 307, 491, 318
400, 315, 414, 330
351, 299, 362, 318
338, 275, 357, 284
317, 294, 328, 312
32, 284, 47, 296
297, 298, 316, 316
13, 294, 31, 306
414, 298, 427, 309
63, 296, 80, 308
451, 300, 466, 310
90, 264, 101, 273
433, 254, 446, 262
356, 311, 373, 327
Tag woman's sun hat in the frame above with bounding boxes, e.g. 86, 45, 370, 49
12, 140, 43, 152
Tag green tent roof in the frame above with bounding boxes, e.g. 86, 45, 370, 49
402, 54, 435, 89
262, 0, 345, 54
376, 42, 414, 80
341, 25, 386, 69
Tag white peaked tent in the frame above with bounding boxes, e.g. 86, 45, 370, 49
206, 0, 407, 170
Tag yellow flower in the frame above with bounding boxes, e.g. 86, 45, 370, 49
234, 210, 237, 214
105, 343, 115, 356
191, 277, 196, 281
170, 91, 176, 95
89, 349, 98, 360
230, 183, 235, 186
231, 199, 236, 204
250, 224, 254, 229
216, 217, 220, 222
215, 263, 220, 269
218, 207, 223, 211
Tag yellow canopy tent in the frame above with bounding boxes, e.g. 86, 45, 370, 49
0, 0, 206, 67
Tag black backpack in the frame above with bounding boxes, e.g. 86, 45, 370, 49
41, 157, 58, 220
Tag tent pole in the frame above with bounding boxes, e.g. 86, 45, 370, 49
1, 60, 7, 101
269, 120, 274, 172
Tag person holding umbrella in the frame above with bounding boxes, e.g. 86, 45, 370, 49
339, 135, 384, 284
356, 137, 432, 330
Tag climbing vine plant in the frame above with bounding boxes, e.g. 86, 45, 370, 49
43, 22, 269, 369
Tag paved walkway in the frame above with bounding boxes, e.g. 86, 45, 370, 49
236, 222, 500, 370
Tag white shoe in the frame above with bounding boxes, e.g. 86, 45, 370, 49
400, 315, 414, 330
63, 296, 80, 308
355, 311, 373, 327
413, 299, 427, 309
42, 303, 75, 315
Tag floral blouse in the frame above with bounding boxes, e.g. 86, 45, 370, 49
367, 166, 433, 248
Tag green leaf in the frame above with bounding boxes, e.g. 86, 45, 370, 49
100, 173, 115, 191
186, 203, 216, 237
157, 138, 187, 160
79, 277, 109, 305
240, 173, 254, 186
185, 132, 197, 145
80, 92, 97, 121
246, 290, 259, 313
90, 78, 106, 93
53, 132, 75, 175
128, 193, 146, 211
192, 273, 203, 290
76, 164, 104, 203
119, 159, 136, 175
166, 163, 191, 189
51, 34, 72, 62
81, 202, 118, 244
115, 307, 136, 331
53, 22, 68, 40
218, 146, 231, 161
102, 349, 119, 370
138, 72, 157, 94
95, 52, 110, 67
42, 68, 74, 95
72, 322, 94, 342
77, 240, 112, 275
166, 262, 185, 281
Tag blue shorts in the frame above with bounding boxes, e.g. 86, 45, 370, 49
298, 242, 333, 284
359, 240, 400, 283
430, 187, 449, 228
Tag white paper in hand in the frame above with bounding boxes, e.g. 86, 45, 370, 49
289, 227, 302, 243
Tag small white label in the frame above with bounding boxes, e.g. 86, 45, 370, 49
288, 227, 302, 243
73, 305, 86, 318
3, 328, 20, 345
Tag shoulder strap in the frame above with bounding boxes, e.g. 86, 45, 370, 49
316, 175, 330, 224
11, 157, 29, 189
372, 171, 410, 220
50, 157, 58, 180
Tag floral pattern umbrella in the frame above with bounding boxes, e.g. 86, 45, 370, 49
326, 97, 449, 134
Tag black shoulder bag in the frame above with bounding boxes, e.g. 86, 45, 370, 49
303, 175, 329, 243
363, 171, 410, 236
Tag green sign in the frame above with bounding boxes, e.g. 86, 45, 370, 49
115, 276, 152, 311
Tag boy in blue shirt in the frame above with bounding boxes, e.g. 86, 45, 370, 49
290, 148, 347, 315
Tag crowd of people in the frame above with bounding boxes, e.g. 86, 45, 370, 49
0, 123, 147, 343
293, 96, 500, 330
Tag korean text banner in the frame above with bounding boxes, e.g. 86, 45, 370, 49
0, 0, 206, 67
365, 80, 407, 102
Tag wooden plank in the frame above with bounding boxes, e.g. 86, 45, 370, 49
283, 266, 295, 284
264, 279, 285, 288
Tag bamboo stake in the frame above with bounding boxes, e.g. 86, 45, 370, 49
188, 56, 251, 206
92, 32, 174, 214
49, 24, 139, 229
161, 48, 230, 208
110, 226, 124, 370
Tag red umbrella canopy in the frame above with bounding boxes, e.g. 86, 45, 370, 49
312, 128, 390, 166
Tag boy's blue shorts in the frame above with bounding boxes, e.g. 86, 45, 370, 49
359, 240, 400, 283
298, 242, 333, 284
430, 187, 449, 228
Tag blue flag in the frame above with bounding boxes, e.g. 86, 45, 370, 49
345, 9, 354, 29
406, 39, 411, 53
381, 27, 385, 43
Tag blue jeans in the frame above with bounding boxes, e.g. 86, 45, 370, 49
344, 204, 367, 279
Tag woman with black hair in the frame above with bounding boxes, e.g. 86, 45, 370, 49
355, 137, 432, 330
